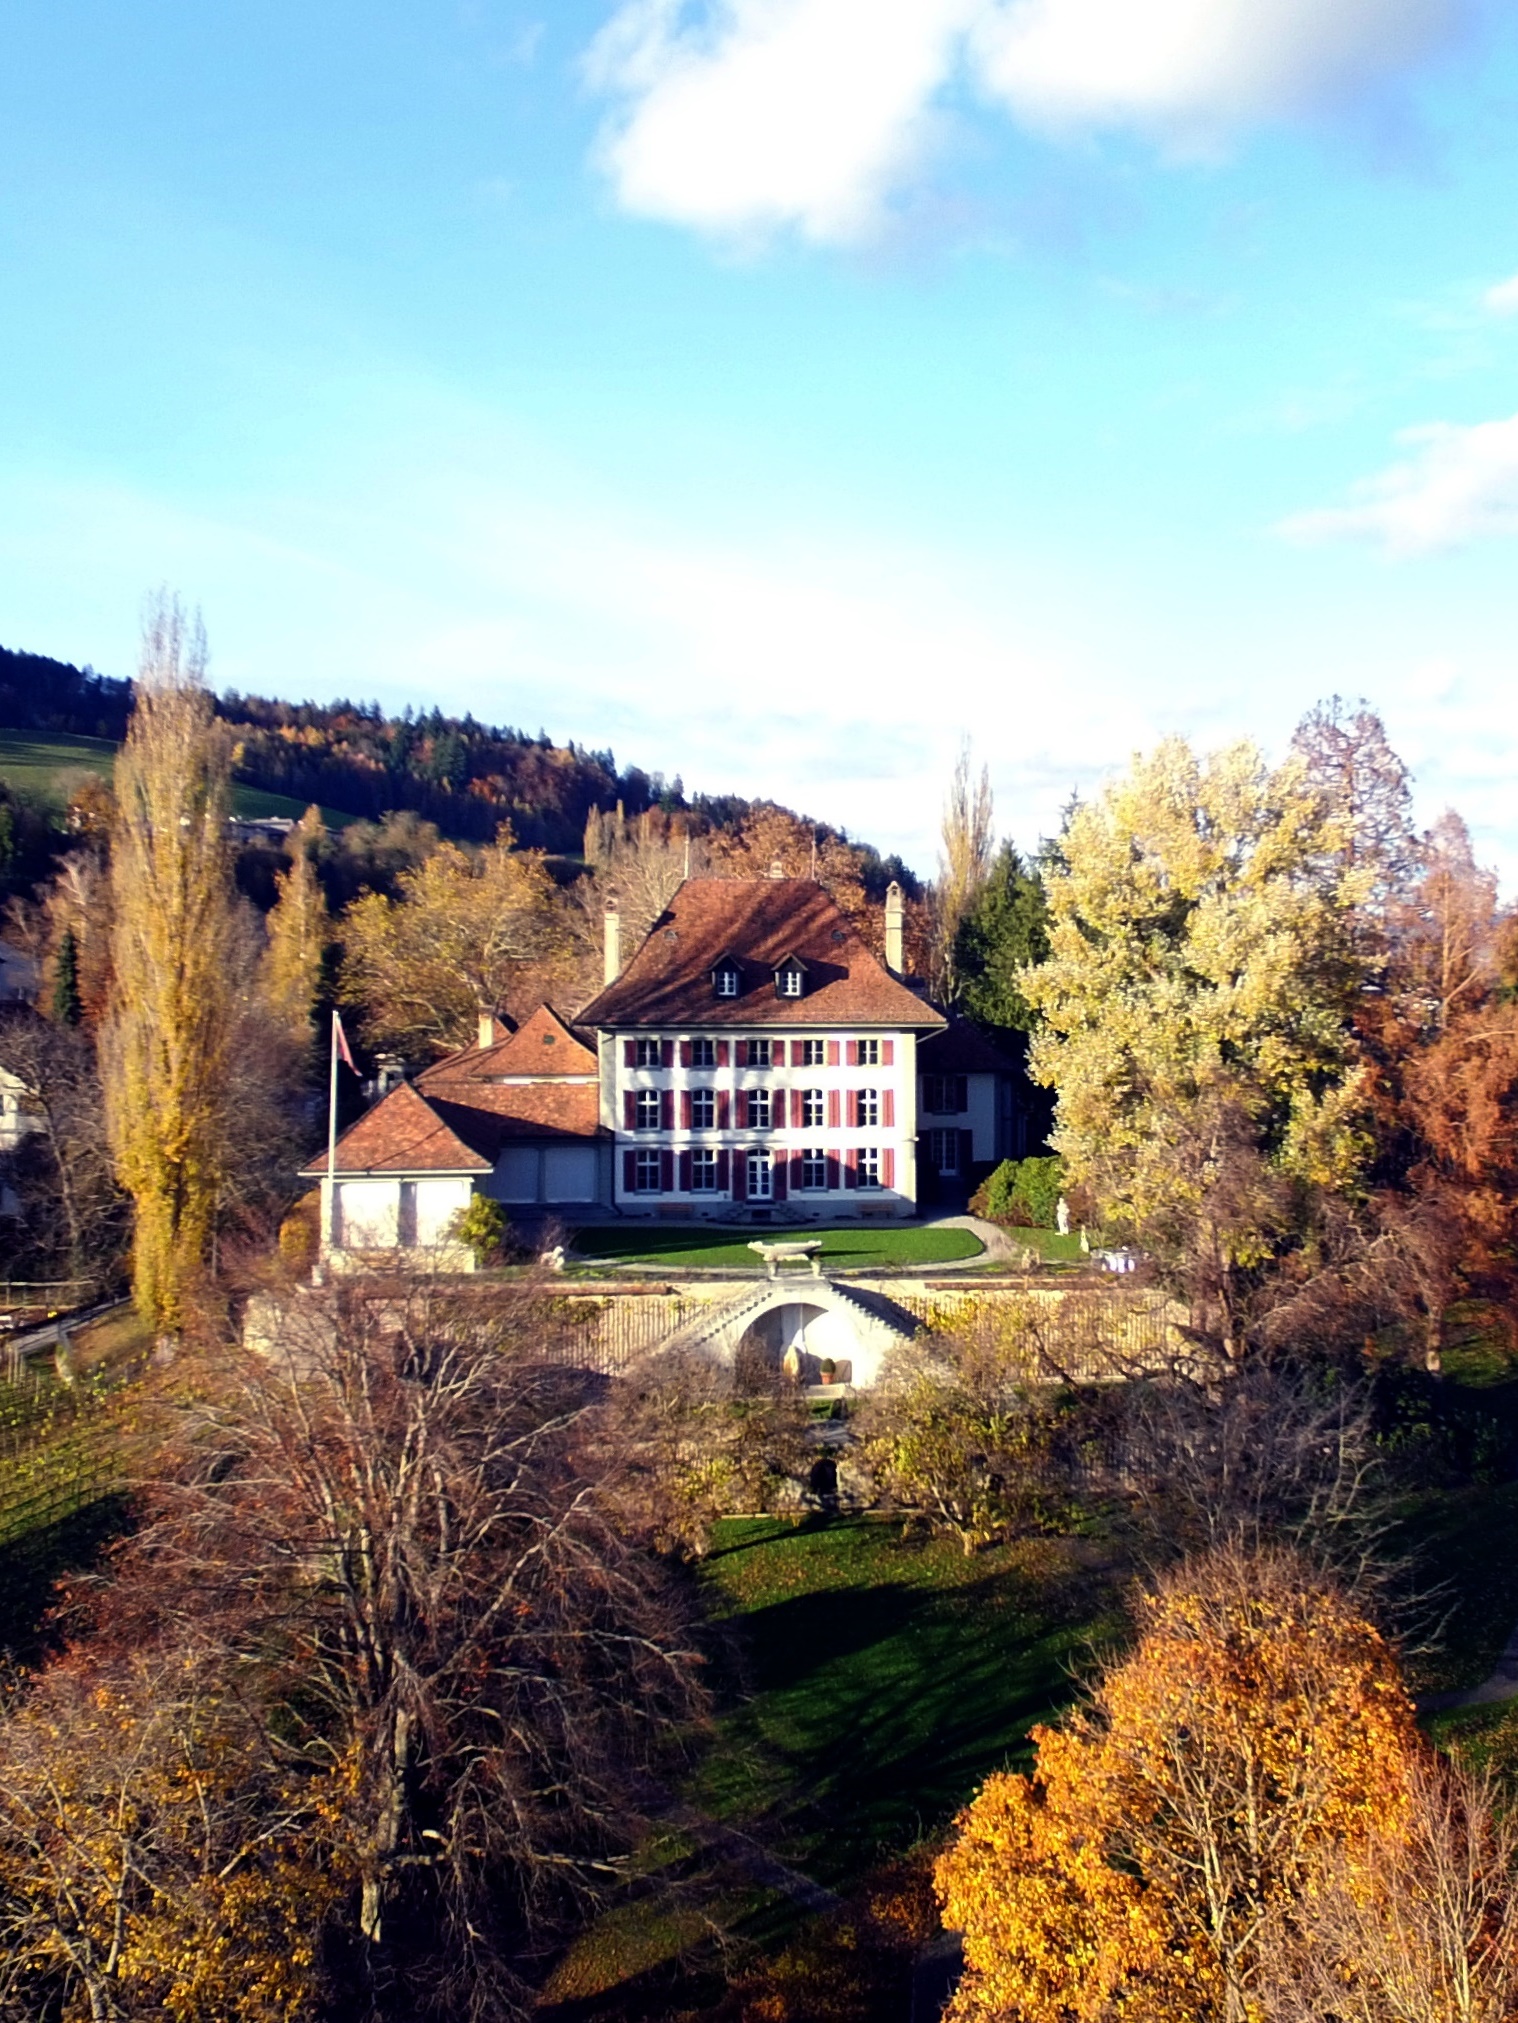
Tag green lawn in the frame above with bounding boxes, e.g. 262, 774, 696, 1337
570, 1224, 983, 1270
691, 1516, 1123, 1886
0, 729, 354, 828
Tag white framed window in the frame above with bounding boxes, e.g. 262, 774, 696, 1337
690, 1088, 715, 1130
928, 1128, 961, 1176
800, 1039, 826, 1066
800, 1149, 828, 1189
857, 1088, 879, 1127
747, 1152, 773, 1201
856, 1038, 881, 1066
633, 1149, 662, 1192
714, 965, 740, 998
634, 1089, 661, 1130
634, 1038, 662, 1067
856, 1147, 880, 1189
801, 1088, 825, 1127
690, 1148, 718, 1191
690, 1036, 716, 1067
748, 1088, 772, 1130
746, 1038, 772, 1068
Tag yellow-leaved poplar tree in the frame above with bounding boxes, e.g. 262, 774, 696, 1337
261, 803, 329, 1051
339, 830, 572, 1056
101, 596, 239, 1330
937, 1546, 1419, 2023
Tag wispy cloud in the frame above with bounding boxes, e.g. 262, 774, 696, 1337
1485, 272, 1518, 316
584, 0, 1474, 243
1278, 412, 1518, 553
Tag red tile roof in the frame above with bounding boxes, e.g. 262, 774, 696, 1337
302, 1081, 492, 1178
420, 1003, 597, 1086
579, 878, 945, 1032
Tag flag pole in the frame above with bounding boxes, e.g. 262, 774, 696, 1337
325, 1008, 340, 1254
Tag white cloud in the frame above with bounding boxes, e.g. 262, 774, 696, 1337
1278, 412, 1518, 554
1485, 272, 1518, 315
585, 0, 1471, 241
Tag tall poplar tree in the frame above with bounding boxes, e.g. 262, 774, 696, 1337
101, 595, 238, 1330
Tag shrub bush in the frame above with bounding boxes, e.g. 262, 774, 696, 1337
971, 1155, 1064, 1228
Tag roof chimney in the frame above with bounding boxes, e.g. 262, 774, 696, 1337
884, 881, 904, 976
603, 899, 622, 984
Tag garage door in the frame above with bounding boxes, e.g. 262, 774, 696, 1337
543, 1146, 598, 1202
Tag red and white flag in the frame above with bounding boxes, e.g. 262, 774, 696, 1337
332, 1010, 356, 1072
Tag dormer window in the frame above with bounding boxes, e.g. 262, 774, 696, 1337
713, 960, 741, 999
774, 956, 807, 1000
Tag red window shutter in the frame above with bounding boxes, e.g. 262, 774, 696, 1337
718, 1090, 731, 1130
827, 1089, 840, 1130
681, 1091, 692, 1129
773, 1157, 787, 1201
826, 1151, 840, 1190
679, 1150, 692, 1191
623, 1091, 636, 1130
882, 1089, 895, 1128
717, 1149, 730, 1192
661, 1039, 674, 1068
845, 1148, 859, 1188
623, 1040, 636, 1068
661, 1089, 674, 1131
734, 1153, 748, 1202
680, 1040, 692, 1068
736, 1039, 749, 1067
717, 1040, 730, 1067
660, 1149, 674, 1192
736, 1090, 749, 1129
790, 1151, 804, 1191
623, 1150, 636, 1192
846, 1040, 859, 1067
882, 1039, 894, 1066
882, 1147, 895, 1190
827, 1040, 840, 1067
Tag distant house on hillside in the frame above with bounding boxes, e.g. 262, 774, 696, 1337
304, 873, 1043, 1264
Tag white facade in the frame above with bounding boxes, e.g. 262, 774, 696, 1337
602, 1028, 919, 1219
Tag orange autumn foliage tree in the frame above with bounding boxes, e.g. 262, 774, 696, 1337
936, 1546, 1419, 2023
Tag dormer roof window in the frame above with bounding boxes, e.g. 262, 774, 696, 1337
774, 955, 807, 1000
712, 957, 741, 999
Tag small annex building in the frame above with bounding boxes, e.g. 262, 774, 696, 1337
301, 1004, 609, 1264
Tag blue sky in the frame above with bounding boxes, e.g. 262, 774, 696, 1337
2, 0, 1517, 880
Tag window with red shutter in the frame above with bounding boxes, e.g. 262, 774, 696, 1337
681, 1091, 692, 1128
882, 1089, 895, 1128
660, 1149, 674, 1192
718, 1090, 731, 1130
622, 1150, 636, 1192
827, 1089, 841, 1130
717, 1040, 730, 1067
623, 1040, 636, 1068
679, 1150, 692, 1191
882, 1147, 895, 1189
661, 1089, 674, 1130
680, 1040, 692, 1068
623, 1091, 636, 1129
827, 1040, 840, 1067
882, 1039, 895, 1066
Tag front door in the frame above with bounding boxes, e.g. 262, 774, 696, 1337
747, 1152, 773, 1201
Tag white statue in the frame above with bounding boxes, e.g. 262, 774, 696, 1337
1056, 1195, 1070, 1236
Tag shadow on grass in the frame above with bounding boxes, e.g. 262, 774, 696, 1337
0, 1493, 133, 1666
